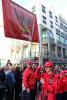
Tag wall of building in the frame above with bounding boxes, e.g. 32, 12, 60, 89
31, 1, 67, 64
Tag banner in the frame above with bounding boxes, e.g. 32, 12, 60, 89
2, 0, 39, 42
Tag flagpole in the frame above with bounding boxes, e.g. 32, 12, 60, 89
38, 24, 43, 66
29, 41, 32, 60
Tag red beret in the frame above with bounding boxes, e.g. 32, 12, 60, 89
44, 61, 54, 68
27, 60, 33, 65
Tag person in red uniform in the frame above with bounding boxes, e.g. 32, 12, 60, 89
22, 60, 36, 100
60, 70, 67, 100
53, 72, 63, 100
41, 61, 56, 100
37, 61, 64, 100
54, 69, 67, 100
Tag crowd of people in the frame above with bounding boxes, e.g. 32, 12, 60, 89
0, 59, 67, 100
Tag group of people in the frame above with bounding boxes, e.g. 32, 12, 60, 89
0, 60, 22, 100
0, 59, 67, 100
22, 60, 67, 100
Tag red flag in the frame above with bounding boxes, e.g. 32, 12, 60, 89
2, 0, 39, 42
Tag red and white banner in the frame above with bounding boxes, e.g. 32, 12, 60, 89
2, 0, 39, 42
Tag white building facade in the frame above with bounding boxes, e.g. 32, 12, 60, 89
31, 0, 67, 64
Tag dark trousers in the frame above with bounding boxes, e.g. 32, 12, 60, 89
30, 89, 36, 100
22, 89, 35, 100
6, 87, 14, 100
15, 88, 21, 100
62, 92, 67, 100
56, 94, 62, 100
0, 88, 6, 100
35, 80, 42, 95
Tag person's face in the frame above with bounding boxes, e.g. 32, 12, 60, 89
65, 72, 67, 76
28, 63, 36, 71
31, 64, 36, 71
7, 63, 11, 68
45, 67, 51, 73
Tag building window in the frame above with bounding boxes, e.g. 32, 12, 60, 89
42, 32, 48, 41
43, 20, 46, 24
50, 44, 55, 57
50, 21, 53, 28
60, 22, 63, 29
55, 16, 58, 23
49, 29, 53, 37
56, 34, 61, 41
49, 11, 52, 18
56, 28, 60, 35
42, 5, 46, 13
42, 16, 47, 24
61, 36, 66, 44
63, 48, 66, 58
31, 44, 39, 58
60, 21, 67, 32
23, 47, 29, 59
42, 16, 46, 19
57, 46, 61, 57
64, 25, 67, 32
43, 45, 48, 57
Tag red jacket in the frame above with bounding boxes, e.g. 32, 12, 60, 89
53, 74, 63, 94
35, 66, 41, 80
62, 76, 67, 92
42, 72, 56, 100
23, 66, 36, 89
60, 70, 67, 92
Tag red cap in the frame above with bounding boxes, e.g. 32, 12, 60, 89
60, 70, 67, 75
44, 61, 54, 68
27, 60, 33, 65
